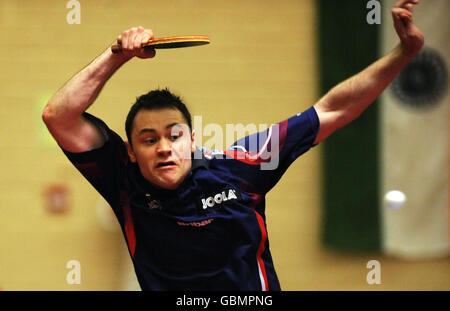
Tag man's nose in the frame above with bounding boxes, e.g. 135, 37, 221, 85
156, 138, 172, 156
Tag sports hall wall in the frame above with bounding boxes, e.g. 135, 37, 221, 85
0, 0, 447, 291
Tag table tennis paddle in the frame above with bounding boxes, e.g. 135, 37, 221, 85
111, 35, 210, 53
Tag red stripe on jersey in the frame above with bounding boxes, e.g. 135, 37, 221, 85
248, 192, 269, 291
121, 192, 136, 258
254, 209, 269, 291
223, 120, 288, 166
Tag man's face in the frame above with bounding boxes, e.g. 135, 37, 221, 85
126, 108, 195, 190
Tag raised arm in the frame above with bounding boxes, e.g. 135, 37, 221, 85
42, 26, 155, 152
313, 0, 424, 144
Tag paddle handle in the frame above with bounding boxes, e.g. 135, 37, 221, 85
111, 44, 155, 53
111, 44, 122, 53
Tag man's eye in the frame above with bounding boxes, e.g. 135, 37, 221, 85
145, 138, 157, 144
170, 130, 183, 141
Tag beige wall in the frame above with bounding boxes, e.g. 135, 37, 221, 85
0, 0, 447, 291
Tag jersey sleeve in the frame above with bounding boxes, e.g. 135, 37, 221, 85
60, 113, 129, 216
225, 106, 320, 194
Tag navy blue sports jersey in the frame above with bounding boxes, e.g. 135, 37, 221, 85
61, 107, 319, 291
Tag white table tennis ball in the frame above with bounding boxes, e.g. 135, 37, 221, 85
384, 190, 406, 210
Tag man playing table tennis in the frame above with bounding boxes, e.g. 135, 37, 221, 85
42, 0, 423, 290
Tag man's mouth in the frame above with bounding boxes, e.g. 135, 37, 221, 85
156, 161, 177, 169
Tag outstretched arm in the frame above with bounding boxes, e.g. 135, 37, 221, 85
42, 27, 155, 152
313, 0, 424, 144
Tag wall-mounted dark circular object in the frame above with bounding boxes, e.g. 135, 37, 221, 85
43, 184, 71, 214
391, 46, 448, 110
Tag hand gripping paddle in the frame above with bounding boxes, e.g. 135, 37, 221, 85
111, 35, 210, 53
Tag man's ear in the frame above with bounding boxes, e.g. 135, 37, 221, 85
190, 129, 196, 153
126, 141, 137, 163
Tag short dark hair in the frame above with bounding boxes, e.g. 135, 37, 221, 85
125, 88, 192, 145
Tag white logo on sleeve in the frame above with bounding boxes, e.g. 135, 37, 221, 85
201, 189, 238, 209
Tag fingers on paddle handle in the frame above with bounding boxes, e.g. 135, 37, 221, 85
111, 44, 122, 53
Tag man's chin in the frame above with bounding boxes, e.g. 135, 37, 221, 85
153, 176, 182, 190
146, 168, 189, 190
